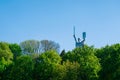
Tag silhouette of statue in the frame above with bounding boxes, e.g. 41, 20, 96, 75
73, 27, 86, 47
73, 34, 85, 47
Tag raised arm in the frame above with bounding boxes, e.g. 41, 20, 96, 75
73, 35, 77, 42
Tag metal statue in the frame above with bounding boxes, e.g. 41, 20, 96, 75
73, 26, 86, 47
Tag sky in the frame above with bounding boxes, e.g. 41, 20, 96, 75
0, 0, 120, 51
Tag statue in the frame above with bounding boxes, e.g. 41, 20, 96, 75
73, 26, 86, 47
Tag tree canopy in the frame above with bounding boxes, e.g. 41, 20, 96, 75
0, 40, 120, 80
62, 45, 101, 80
0, 42, 13, 72
20, 40, 60, 54
96, 44, 120, 80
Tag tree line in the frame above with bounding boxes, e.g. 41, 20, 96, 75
0, 40, 120, 80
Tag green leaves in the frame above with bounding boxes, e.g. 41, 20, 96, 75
62, 45, 101, 80
10, 55, 34, 80
96, 44, 120, 80
0, 42, 13, 72
40, 40, 60, 53
63, 60, 80, 80
20, 40, 40, 54
20, 40, 60, 54
9, 43, 22, 60
1, 40, 120, 80
34, 50, 62, 80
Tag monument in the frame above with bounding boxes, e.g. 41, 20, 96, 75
73, 26, 86, 47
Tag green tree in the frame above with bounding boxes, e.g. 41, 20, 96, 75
52, 64, 66, 80
96, 44, 120, 80
34, 50, 62, 80
20, 40, 40, 54
9, 43, 22, 60
40, 40, 60, 53
0, 42, 13, 79
9, 55, 34, 80
0, 42, 13, 63
20, 40, 60, 54
60, 49, 65, 57
63, 60, 80, 80
63, 45, 101, 80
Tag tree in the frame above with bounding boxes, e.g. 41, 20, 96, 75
62, 45, 101, 80
9, 43, 22, 60
9, 55, 34, 80
33, 50, 62, 80
20, 40, 40, 54
96, 44, 120, 80
0, 42, 13, 79
0, 42, 13, 71
40, 40, 60, 53
20, 40, 60, 54
60, 49, 65, 57
52, 64, 66, 80
63, 60, 80, 80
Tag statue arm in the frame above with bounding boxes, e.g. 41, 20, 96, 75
73, 35, 77, 42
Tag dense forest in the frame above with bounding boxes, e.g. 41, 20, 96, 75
0, 40, 120, 80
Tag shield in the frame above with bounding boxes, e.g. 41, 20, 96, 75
82, 32, 86, 40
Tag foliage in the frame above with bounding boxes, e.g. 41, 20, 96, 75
9, 43, 22, 60
63, 45, 101, 80
20, 40, 60, 54
0, 42, 13, 72
60, 49, 65, 57
63, 60, 80, 80
33, 50, 62, 80
9, 55, 34, 80
0, 42, 13, 80
1, 40, 120, 80
40, 40, 60, 53
96, 44, 120, 80
20, 40, 40, 54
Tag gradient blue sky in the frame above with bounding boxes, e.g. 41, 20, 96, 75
0, 0, 120, 51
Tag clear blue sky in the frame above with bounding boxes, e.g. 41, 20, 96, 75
0, 0, 120, 51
